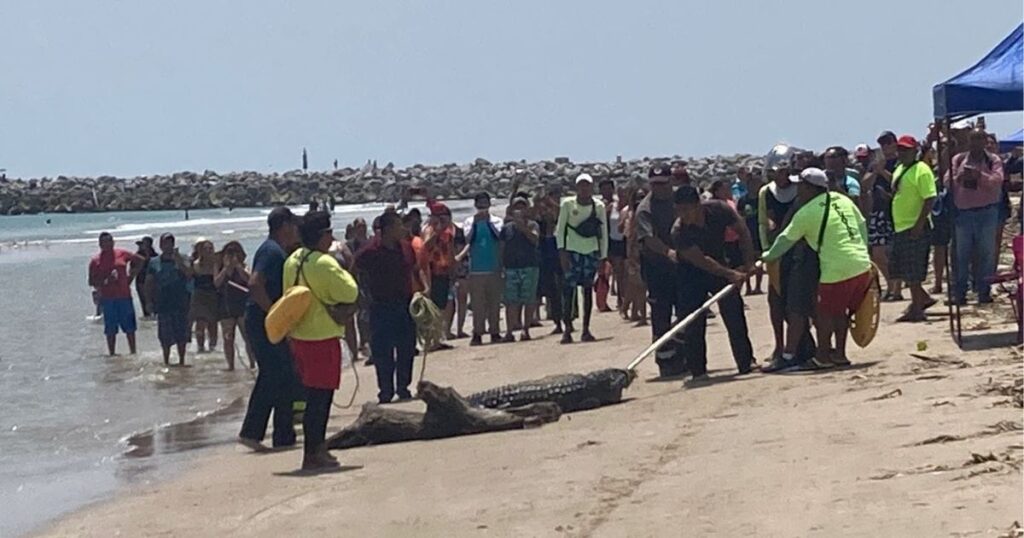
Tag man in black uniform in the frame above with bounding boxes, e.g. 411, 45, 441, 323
669, 185, 756, 382
635, 165, 687, 377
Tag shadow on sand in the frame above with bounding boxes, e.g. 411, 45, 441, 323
959, 330, 1023, 351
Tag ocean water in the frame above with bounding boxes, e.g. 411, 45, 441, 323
0, 201, 475, 537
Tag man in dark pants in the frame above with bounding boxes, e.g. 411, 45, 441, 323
635, 165, 688, 377
355, 211, 418, 403
238, 207, 300, 452
669, 185, 756, 382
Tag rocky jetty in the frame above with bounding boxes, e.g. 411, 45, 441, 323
0, 154, 762, 215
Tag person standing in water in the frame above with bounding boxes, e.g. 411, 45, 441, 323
145, 233, 193, 366
215, 241, 253, 370
189, 239, 220, 352
134, 236, 158, 320
239, 207, 301, 452
88, 232, 144, 355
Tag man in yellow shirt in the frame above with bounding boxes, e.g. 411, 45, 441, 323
283, 211, 359, 471
762, 168, 872, 369
555, 173, 608, 344
889, 135, 937, 322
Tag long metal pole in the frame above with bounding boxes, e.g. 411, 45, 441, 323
941, 117, 964, 346
626, 262, 761, 372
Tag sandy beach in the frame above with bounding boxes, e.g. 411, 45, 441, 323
35, 292, 1023, 537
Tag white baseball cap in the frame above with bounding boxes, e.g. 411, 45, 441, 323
575, 173, 594, 185
789, 167, 828, 188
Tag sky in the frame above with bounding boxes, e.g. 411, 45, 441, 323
1, 1, 1022, 178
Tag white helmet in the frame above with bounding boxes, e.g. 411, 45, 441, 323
762, 144, 797, 181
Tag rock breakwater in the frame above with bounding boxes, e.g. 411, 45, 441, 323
0, 154, 761, 215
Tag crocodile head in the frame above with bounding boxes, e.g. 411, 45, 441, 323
588, 368, 637, 392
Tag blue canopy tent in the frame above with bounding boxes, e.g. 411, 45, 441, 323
933, 23, 1023, 347
933, 23, 1023, 120
999, 127, 1023, 152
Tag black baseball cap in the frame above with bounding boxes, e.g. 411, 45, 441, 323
135, 235, 153, 245
648, 164, 673, 182
673, 184, 700, 205
876, 131, 897, 145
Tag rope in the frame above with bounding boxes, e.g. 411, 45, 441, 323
332, 341, 360, 409
409, 291, 446, 385
236, 330, 360, 410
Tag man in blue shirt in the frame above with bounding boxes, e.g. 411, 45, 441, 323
824, 146, 861, 204
459, 192, 505, 346
731, 166, 751, 201
239, 207, 301, 451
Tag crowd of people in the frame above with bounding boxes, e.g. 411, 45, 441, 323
88, 123, 1021, 470
89, 232, 256, 369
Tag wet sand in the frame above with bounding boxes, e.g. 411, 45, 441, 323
34, 292, 1023, 537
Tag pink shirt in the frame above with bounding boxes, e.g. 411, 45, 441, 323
945, 151, 1004, 210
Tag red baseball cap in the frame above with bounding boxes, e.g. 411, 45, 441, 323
896, 135, 918, 149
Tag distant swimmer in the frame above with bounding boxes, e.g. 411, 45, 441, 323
45, 218, 52, 225
185, 209, 190, 220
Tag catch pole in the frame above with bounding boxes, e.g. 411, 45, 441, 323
626, 262, 762, 372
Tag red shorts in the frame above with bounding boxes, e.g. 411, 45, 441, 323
818, 271, 871, 317
289, 338, 342, 390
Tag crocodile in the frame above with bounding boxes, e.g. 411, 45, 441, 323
465, 368, 636, 413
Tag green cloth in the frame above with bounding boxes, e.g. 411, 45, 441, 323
283, 248, 359, 341
891, 161, 937, 233
762, 192, 871, 284
554, 196, 608, 258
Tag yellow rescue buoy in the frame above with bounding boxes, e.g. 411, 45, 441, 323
265, 286, 313, 344
850, 264, 881, 348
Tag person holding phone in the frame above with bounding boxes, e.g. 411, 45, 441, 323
458, 192, 505, 346
145, 233, 194, 365
945, 128, 1005, 305
215, 241, 252, 370
500, 195, 542, 341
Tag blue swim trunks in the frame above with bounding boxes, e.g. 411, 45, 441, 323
564, 252, 599, 288
504, 267, 540, 305
101, 297, 137, 336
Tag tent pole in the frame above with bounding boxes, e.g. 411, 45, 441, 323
940, 117, 963, 347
